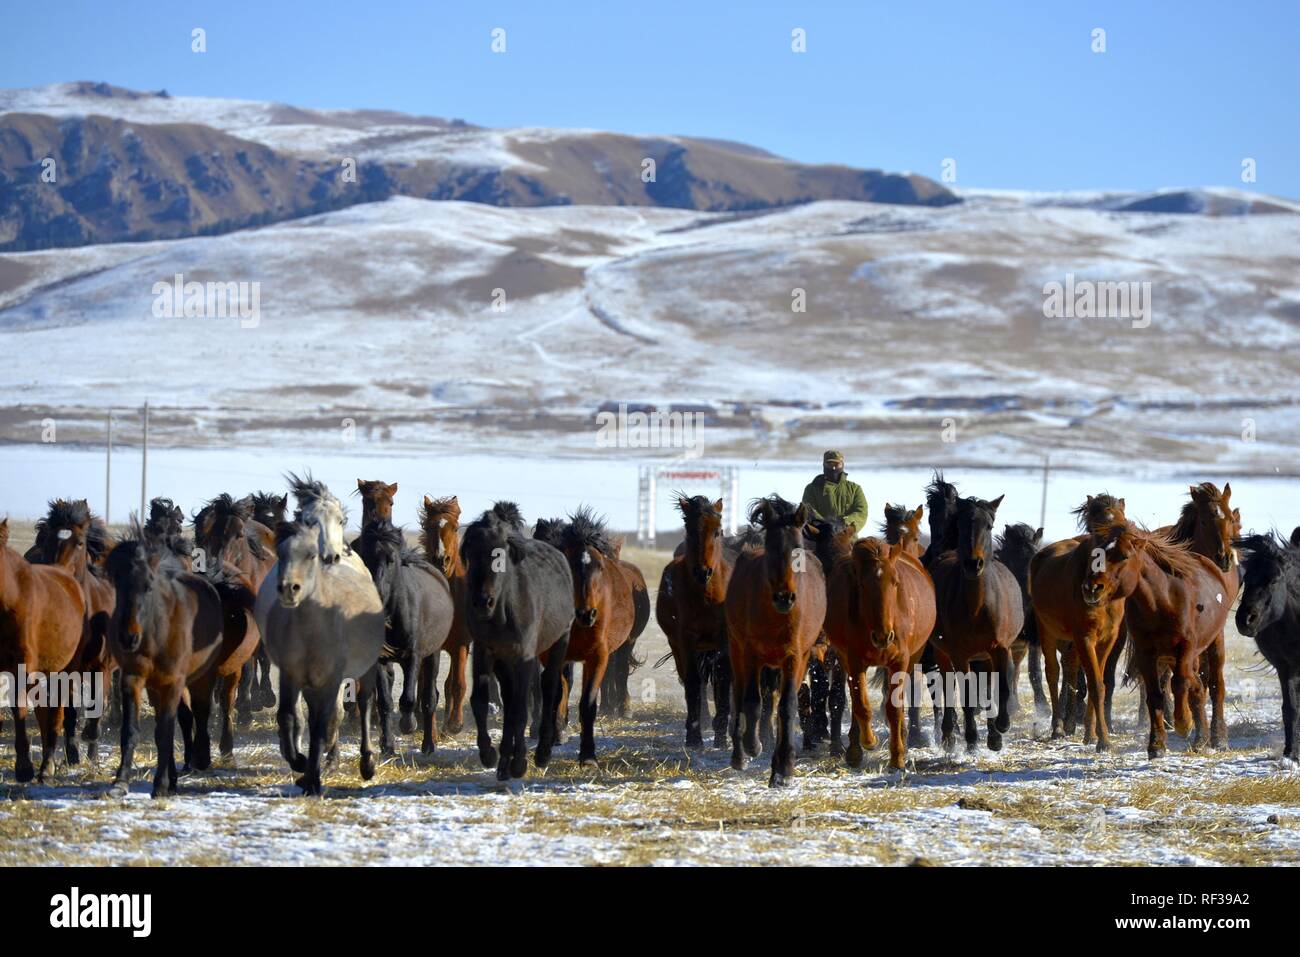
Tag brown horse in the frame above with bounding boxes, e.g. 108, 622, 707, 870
881, 503, 926, 559
658, 495, 734, 748
725, 495, 827, 786
0, 518, 88, 782
823, 535, 936, 770
548, 507, 643, 762
190, 494, 268, 754
420, 494, 472, 734
104, 527, 228, 796
928, 495, 1023, 751
27, 499, 117, 764
1156, 482, 1240, 748
1030, 524, 1131, 750
356, 480, 398, 526
1090, 521, 1232, 758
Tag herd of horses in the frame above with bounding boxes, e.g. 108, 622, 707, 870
1, 470, 1298, 795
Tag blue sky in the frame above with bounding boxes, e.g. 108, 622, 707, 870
3, 0, 1296, 196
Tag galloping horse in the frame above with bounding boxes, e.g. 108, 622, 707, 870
27, 499, 116, 763
928, 495, 1023, 751
1096, 521, 1232, 758
355, 480, 398, 526
0, 518, 87, 782
1235, 532, 1300, 762
1156, 482, 1239, 748
881, 503, 926, 559
419, 495, 473, 734
260, 516, 386, 794
823, 531, 936, 770
104, 526, 227, 796
658, 495, 734, 748
461, 502, 574, 779
242, 491, 288, 532
996, 523, 1045, 716
354, 519, 454, 754
725, 495, 827, 787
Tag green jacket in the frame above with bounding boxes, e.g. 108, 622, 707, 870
801, 474, 868, 535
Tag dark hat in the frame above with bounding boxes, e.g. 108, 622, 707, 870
823, 450, 844, 467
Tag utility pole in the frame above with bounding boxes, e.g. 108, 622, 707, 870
105, 409, 113, 524
140, 398, 149, 522
1039, 454, 1051, 531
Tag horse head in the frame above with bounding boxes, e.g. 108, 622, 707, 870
562, 506, 617, 628
1235, 532, 1295, 637
1181, 482, 1239, 573
749, 494, 808, 615
355, 479, 398, 527
461, 502, 528, 620
274, 520, 323, 608
1081, 521, 1147, 607
675, 493, 724, 588
420, 495, 462, 578
955, 494, 1003, 580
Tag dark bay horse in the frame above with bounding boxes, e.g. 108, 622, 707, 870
461, 502, 574, 779
104, 528, 226, 797
823, 533, 936, 770
725, 495, 827, 786
1099, 521, 1232, 758
354, 519, 455, 754
420, 494, 472, 733
550, 507, 644, 762
996, 523, 1045, 716
242, 491, 288, 532
928, 495, 1023, 751
658, 495, 734, 748
1235, 532, 1300, 762
0, 518, 87, 782
27, 499, 117, 764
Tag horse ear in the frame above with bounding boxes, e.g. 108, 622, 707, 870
357, 479, 366, 489
713, 498, 723, 515
1034, 527, 1044, 544
388, 483, 398, 495
1118, 498, 1126, 510
423, 494, 434, 507
1289, 527, 1300, 549
888, 540, 904, 561
0, 517, 8, 549
794, 504, 808, 527
1222, 482, 1231, 501
1232, 508, 1240, 523
913, 505, 924, 523
988, 494, 1004, 512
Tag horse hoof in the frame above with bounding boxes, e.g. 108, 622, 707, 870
579, 750, 596, 766
399, 713, 417, 735
109, 781, 129, 799
87, 742, 100, 764
987, 734, 1003, 752
1096, 738, 1110, 753
730, 754, 747, 772
995, 714, 1010, 734
685, 729, 704, 748
713, 732, 728, 749
444, 719, 464, 735
380, 744, 396, 758
236, 712, 253, 730
14, 763, 34, 784
845, 747, 864, 769
360, 753, 376, 780
1147, 748, 1163, 760
829, 741, 845, 757
768, 771, 787, 788
66, 744, 81, 766
480, 746, 499, 769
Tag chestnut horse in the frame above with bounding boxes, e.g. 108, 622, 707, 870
420, 494, 473, 734
725, 495, 827, 787
1095, 521, 1232, 758
658, 495, 734, 748
881, 503, 926, 559
550, 507, 644, 762
1156, 482, 1239, 748
355, 480, 398, 526
823, 534, 936, 770
928, 495, 1023, 751
104, 528, 226, 797
0, 518, 87, 782
27, 499, 117, 764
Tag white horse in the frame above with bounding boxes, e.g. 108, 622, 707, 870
256, 476, 385, 794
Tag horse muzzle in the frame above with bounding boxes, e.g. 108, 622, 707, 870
472, 593, 497, 618
575, 607, 598, 628
869, 629, 896, 650
962, 557, 985, 580
692, 566, 714, 587
278, 581, 305, 607
1081, 583, 1104, 607
1236, 606, 1261, 637
772, 591, 796, 614
119, 627, 143, 653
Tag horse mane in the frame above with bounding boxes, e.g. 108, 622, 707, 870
995, 523, 1041, 572
726, 525, 763, 550
747, 494, 802, 529
924, 470, 958, 514
1235, 531, 1298, 582
880, 503, 910, 542
807, 514, 853, 570
32, 499, 113, 569
491, 501, 526, 529
1100, 520, 1204, 579
143, 497, 191, 558
1071, 493, 1122, 532
286, 471, 348, 525
1172, 482, 1225, 542
245, 490, 288, 523
360, 519, 432, 571
563, 506, 618, 558
107, 518, 186, 579
196, 492, 271, 562
418, 496, 461, 558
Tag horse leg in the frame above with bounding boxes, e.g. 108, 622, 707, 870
962, 661, 982, 751
471, 642, 498, 768
580, 646, 609, 765
1039, 621, 1063, 739
528, 660, 546, 740
500, 660, 531, 780
276, 673, 306, 773
1060, 643, 1080, 737
81, 659, 112, 764
443, 640, 468, 735
419, 653, 439, 755
536, 634, 569, 769
236, 659, 256, 728
933, 649, 958, 751
1028, 639, 1048, 714
804, 653, 829, 749
356, 667, 378, 782
111, 674, 143, 794
844, 667, 869, 768
1008, 638, 1027, 717
988, 645, 1014, 751
683, 647, 705, 748
770, 656, 803, 788
373, 662, 396, 756
554, 662, 572, 740
728, 645, 752, 771
219, 670, 239, 756
150, 684, 183, 798
1078, 639, 1109, 752
64, 696, 80, 767
1287, 671, 1300, 766
884, 663, 907, 770
256, 642, 276, 709
828, 654, 846, 756
34, 704, 62, 783
1141, 653, 1167, 759
1204, 631, 1228, 749
1170, 648, 1198, 740
758, 667, 778, 755
398, 654, 419, 736
189, 673, 216, 771
712, 649, 732, 749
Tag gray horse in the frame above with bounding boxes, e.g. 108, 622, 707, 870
258, 517, 385, 795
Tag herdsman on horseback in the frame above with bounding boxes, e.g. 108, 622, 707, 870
801, 450, 868, 536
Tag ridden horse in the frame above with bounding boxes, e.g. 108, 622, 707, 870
547, 508, 645, 762
354, 519, 454, 754
27, 499, 117, 764
928, 495, 1023, 751
1095, 521, 1232, 758
725, 495, 827, 787
259, 518, 386, 794
1156, 482, 1239, 748
1234, 532, 1300, 763
193, 493, 277, 723
881, 503, 926, 559
461, 502, 574, 780
822, 523, 936, 770
104, 528, 227, 797
0, 518, 87, 783
1029, 524, 1131, 750
996, 523, 1045, 716
419, 495, 475, 734
658, 495, 734, 748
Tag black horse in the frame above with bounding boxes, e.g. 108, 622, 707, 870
461, 502, 574, 780
354, 520, 455, 754
995, 522, 1046, 715
908, 470, 961, 747
1235, 531, 1300, 762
